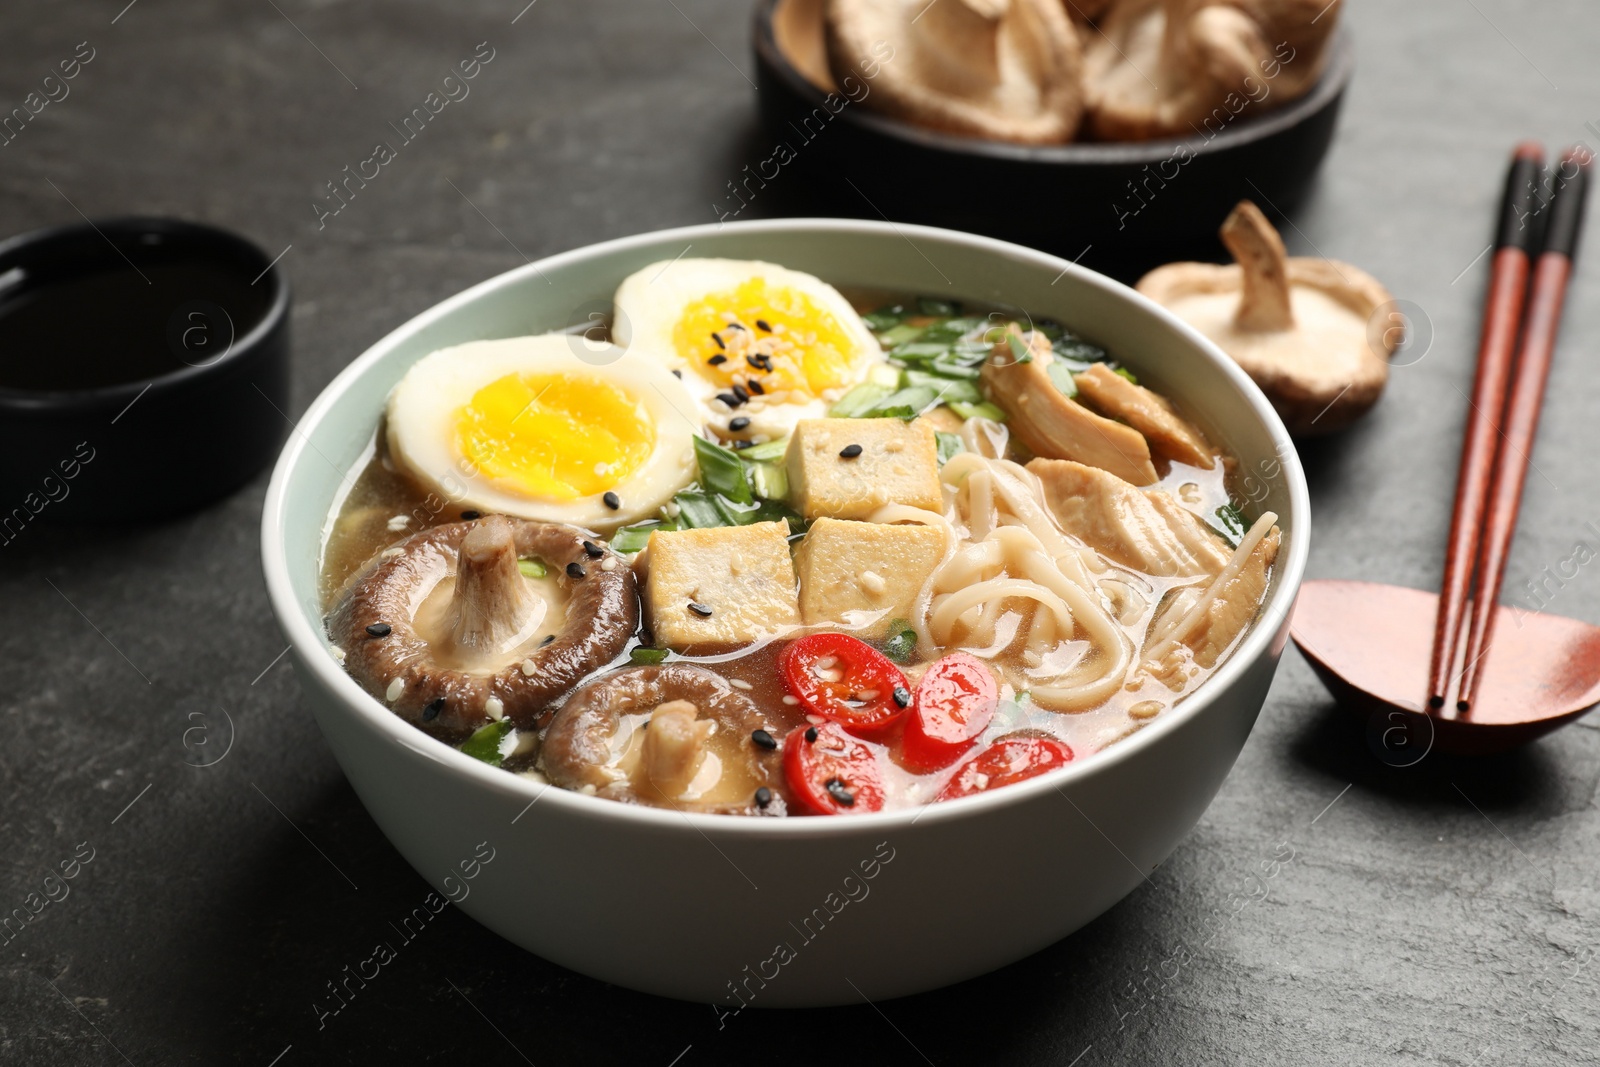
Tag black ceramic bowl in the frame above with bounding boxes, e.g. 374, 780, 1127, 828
0, 217, 290, 527
752, 0, 1353, 276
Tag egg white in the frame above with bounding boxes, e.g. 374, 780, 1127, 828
611, 258, 884, 441
385, 334, 702, 531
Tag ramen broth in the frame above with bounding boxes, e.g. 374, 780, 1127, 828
319, 294, 1259, 807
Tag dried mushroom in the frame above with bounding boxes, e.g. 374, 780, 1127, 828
1138, 200, 1396, 435
825, 0, 1085, 144
1082, 0, 1341, 141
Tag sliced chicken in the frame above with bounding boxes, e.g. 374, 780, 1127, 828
1182, 525, 1280, 667
1142, 515, 1281, 689
982, 327, 1159, 485
1074, 363, 1216, 470
1028, 458, 1231, 578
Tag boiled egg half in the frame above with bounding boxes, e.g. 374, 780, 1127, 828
386, 334, 701, 530
612, 258, 884, 442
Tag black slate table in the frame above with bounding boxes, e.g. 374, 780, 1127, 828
4, 2, 1600, 1063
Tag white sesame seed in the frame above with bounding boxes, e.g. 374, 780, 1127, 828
486, 697, 505, 720
815, 655, 837, 670
330, 645, 346, 663
782, 694, 799, 705
385, 677, 404, 702
600, 557, 616, 571
884, 439, 904, 453
860, 570, 887, 595
1129, 700, 1163, 720
387, 514, 410, 532
521, 659, 537, 676
730, 678, 754, 691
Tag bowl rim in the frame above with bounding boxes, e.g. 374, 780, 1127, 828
752, 0, 1354, 166
0, 215, 291, 410
260, 216, 1310, 839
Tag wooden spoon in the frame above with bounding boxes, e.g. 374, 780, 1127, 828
1291, 579, 1600, 756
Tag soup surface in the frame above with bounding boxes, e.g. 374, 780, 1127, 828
320, 260, 1280, 817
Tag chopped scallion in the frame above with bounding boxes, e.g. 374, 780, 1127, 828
693, 436, 753, 505
461, 720, 515, 766
947, 400, 1008, 422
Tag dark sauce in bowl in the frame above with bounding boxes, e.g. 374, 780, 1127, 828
0, 247, 272, 393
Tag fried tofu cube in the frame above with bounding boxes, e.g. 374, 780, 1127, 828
793, 518, 945, 628
785, 418, 942, 520
641, 521, 799, 647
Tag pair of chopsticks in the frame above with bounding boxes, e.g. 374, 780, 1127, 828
1427, 143, 1593, 714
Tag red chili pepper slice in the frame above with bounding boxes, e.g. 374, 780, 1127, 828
778, 632, 911, 739
900, 652, 999, 773
935, 734, 1074, 802
782, 722, 886, 815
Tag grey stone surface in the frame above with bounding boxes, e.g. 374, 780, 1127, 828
3, 0, 1600, 1063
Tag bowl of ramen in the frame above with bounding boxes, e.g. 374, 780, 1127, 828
261, 218, 1307, 1005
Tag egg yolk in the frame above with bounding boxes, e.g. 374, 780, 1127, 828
672, 277, 859, 399
455, 372, 654, 500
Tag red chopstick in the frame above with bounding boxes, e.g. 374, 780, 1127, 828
1426, 143, 1545, 711
1455, 146, 1593, 711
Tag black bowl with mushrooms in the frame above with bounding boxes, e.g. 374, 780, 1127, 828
750, 0, 1353, 277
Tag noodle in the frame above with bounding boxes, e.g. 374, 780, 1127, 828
905, 453, 1137, 711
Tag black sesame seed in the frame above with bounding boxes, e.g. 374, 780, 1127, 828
804, 725, 818, 743
365, 623, 392, 638
747, 379, 766, 395
731, 384, 749, 402
716, 391, 743, 408
541, 634, 555, 646
751, 728, 777, 750
732, 440, 754, 450
672, 369, 683, 378
893, 686, 912, 708
708, 354, 728, 366
755, 787, 773, 808
566, 562, 586, 579
422, 697, 445, 722
582, 540, 604, 558
460, 510, 481, 520
727, 322, 746, 332
711, 332, 726, 350
756, 319, 772, 332
603, 491, 621, 510
745, 354, 763, 370
729, 416, 750, 432
688, 602, 713, 618
839, 444, 863, 459
825, 777, 856, 807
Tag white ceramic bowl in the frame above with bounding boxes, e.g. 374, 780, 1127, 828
261, 219, 1309, 1008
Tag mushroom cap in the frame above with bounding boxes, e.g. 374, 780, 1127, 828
541, 663, 785, 814
1138, 203, 1396, 435
1083, 0, 1340, 142
825, 0, 1085, 144
328, 517, 639, 740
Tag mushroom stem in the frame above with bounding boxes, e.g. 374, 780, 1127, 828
1221, 200, 1296, 333
640, 700, 713, 798
445, 515, 542, 658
